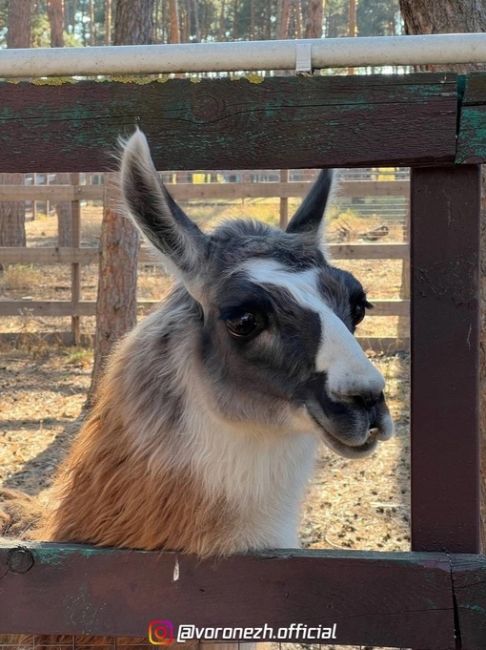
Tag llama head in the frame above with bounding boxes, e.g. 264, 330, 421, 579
120, 130, 393, 459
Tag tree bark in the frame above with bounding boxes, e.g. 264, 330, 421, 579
399, 0, 486, 551
104, 0, 112, 44
278, 0, 291, 39
46, 1, 72, 247
293, 0, 303, 39
54, 173, 73, 247
1, 0, 30, 249
7, 0, 31, 47
348, 0, 357, 36
0, 174, 26, 248
89, 195, 139, 401
304, 0, 323, 39
47, 0, 64, 47
169, 0, 180, 43
114, 0, 154, 44
89, 0, 154, 403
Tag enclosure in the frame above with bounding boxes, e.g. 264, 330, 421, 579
0, 39, 485, 650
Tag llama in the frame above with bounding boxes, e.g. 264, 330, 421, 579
5, 129, 393, 645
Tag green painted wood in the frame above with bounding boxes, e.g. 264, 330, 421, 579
456, 73, 486, 164
0, 543, 456, 648
0, 74, 458, 172
451, 554, 486, 649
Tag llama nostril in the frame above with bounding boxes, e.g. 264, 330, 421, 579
352, 391, 382, 410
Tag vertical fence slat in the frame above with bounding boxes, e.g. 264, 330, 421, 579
279, 169, 289, 229
410, 165, 481, 553
71, 172, 81, 345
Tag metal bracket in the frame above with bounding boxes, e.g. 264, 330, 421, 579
295, 42, 313, 74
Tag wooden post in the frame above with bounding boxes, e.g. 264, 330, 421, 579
32, 172, 37, 220
71, 172, 81, 346
279, 169, 289, 229
397, 198, 410, 340
410, 165, 481, 553
46, 173, 50, 215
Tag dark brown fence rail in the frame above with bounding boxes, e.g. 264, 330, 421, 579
0, 74, 458, 172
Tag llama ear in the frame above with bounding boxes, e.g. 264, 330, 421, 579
286, 169, 334, 236
120, 129, 208, 297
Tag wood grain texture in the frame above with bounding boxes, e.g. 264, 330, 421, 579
451, 553, 486, 649
410, 165, 481, 554
0, 243, 409, 265
457, 74, 486, 164
0, 180, 409, 202
0, 544, 455, 648
0, 74, 458, 172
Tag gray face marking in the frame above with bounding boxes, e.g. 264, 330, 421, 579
240, 258, 385, 401
192, 221, 392, 456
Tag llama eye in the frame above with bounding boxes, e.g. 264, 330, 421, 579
352, 304, 366, 325
225, 311, 266, 339
352, 298, 372, 326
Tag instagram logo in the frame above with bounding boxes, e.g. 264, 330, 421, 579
148, 619, 175, 645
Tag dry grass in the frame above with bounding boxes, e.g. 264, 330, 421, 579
0, 264, 43, 291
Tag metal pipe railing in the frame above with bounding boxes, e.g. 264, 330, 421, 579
1, 33, 486, 77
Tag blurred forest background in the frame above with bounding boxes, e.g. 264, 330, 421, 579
0, 0, 402, 49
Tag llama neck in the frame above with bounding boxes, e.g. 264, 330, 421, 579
44, 293, 319, 556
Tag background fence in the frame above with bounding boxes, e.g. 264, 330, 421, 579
0, 168, 410, 352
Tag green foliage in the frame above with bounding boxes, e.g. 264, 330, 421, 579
325, 0, 349, 38
357, 0, 401, 36
31, 8, 51, 48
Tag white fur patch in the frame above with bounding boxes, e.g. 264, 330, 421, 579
241, 258, 385, 401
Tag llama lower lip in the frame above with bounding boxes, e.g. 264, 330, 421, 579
305, 399, 379, 458
321, 428, 379, 458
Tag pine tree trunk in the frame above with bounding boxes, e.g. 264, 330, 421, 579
399, 0, 486, 550
47, 0, 64, 47
1, 0, 30, 249
278, 0, 291, 39
54, 173, 73, 247
348, 0, 357, 36
304, 0, 323, 38
104, 0, 112, 44
0, 174, 26, 248
293, 0, 303, 39
7, 0, 31, 47
89, 0, 154, 403
169, 0, 180, 43
90, 195, 139, 400
46, 1, 72, 248
219, 0, 226, 40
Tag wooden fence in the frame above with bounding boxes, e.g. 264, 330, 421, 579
0, 70, 483, 650
0, 175, 409, 350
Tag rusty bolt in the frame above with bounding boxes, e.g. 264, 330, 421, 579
7, 547, 34, 574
